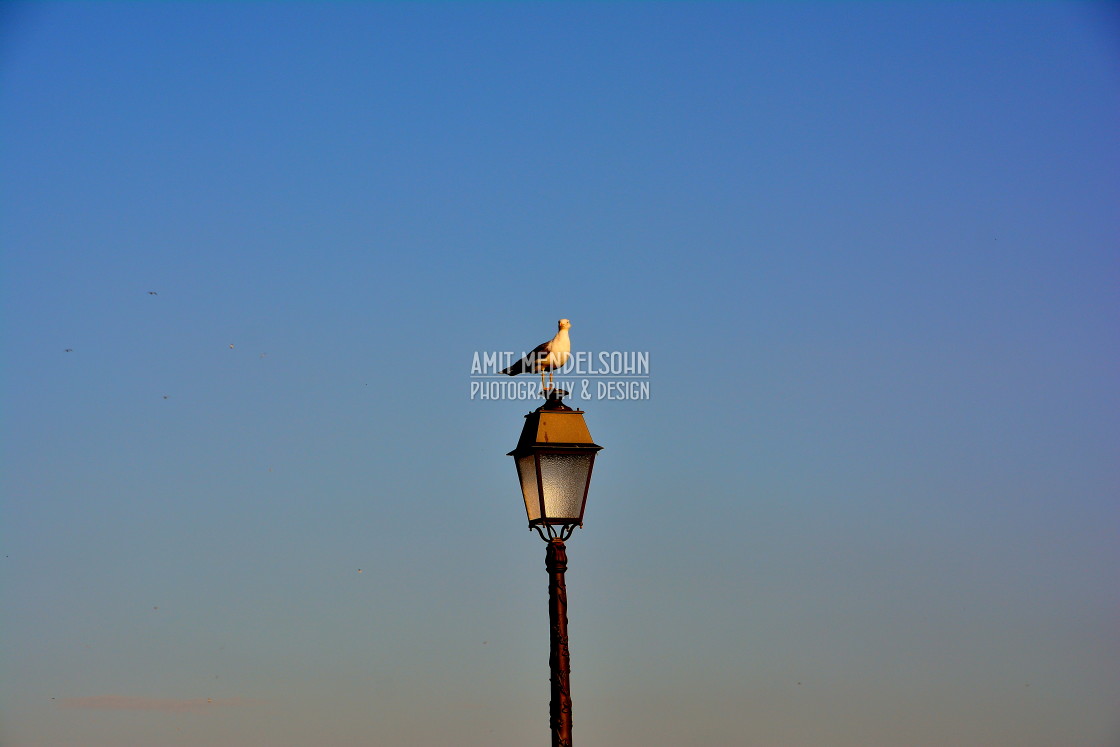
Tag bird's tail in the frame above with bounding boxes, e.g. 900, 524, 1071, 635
500, 360, 525, 376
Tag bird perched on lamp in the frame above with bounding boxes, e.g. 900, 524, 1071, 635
501, 318, 572, 391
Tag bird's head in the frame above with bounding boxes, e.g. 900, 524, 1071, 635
558, 319, 571, 330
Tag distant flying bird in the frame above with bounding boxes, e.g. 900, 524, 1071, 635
65, 348, 73, 352
148, 291, 158, 295
501, 318, 571, 389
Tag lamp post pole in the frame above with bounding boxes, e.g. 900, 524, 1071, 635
546, 538, 573, 747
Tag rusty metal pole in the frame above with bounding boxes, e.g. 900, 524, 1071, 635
545, 537, 573, 746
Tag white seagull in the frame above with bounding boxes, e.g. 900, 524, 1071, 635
501, 318, 572, 390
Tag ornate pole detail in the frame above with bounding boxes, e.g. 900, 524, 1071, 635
545, 537, 573, 746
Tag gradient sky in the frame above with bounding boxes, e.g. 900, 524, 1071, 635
2, 3, 1118, 746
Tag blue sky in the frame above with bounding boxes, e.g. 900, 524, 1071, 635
2, 2, 1118, 745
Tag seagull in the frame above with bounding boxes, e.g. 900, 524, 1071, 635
501, 319, 571, 390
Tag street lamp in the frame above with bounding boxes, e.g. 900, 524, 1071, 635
509, 389, 602, 747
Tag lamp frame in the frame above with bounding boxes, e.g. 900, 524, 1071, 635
509, 399, 602, 539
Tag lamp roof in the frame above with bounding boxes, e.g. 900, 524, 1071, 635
508, 407, 603, 456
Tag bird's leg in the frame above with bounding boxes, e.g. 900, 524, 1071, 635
540, 370, 547, 393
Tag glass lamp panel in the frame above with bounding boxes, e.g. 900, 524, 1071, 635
537, 453, 592, 521
516, 455, 541, 522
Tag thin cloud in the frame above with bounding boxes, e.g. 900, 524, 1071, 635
56, 695, 258, 713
